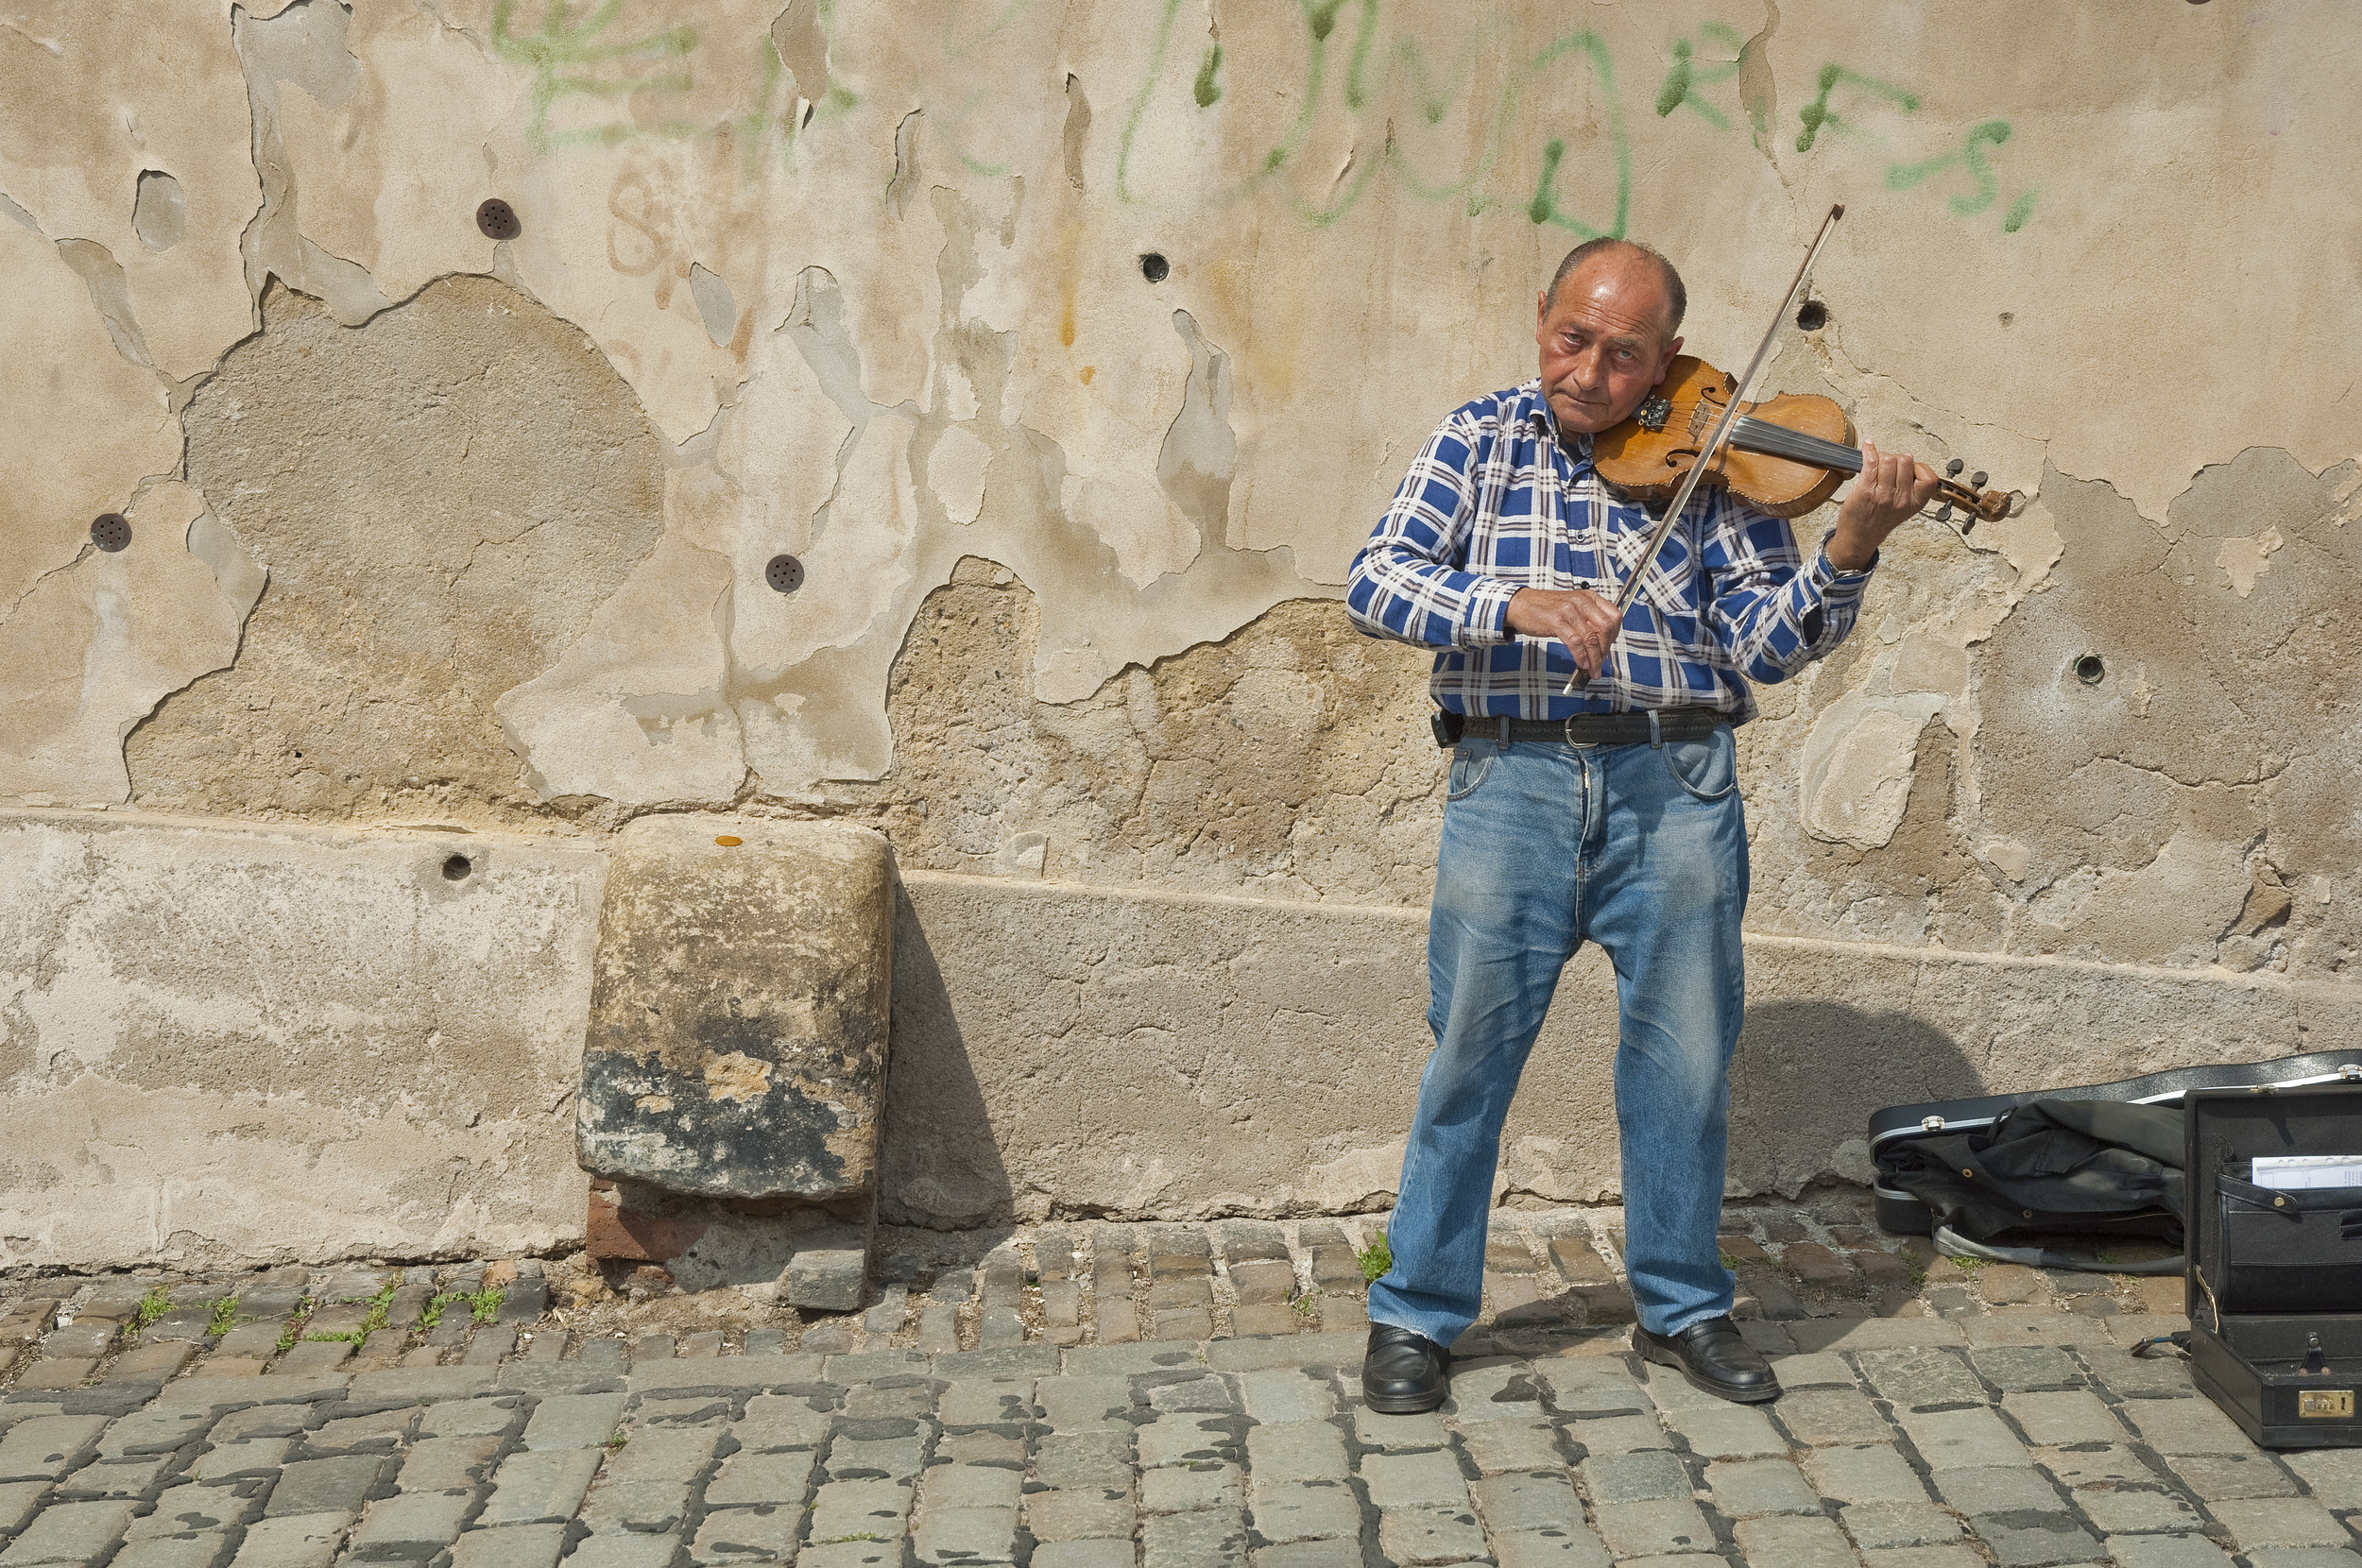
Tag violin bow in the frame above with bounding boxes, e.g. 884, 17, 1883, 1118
1562, 202, 1845, 697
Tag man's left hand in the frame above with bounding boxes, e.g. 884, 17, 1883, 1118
1826, 442, 1942, 571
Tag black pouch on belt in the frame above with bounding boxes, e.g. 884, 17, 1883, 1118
1430, 708, 1464, 748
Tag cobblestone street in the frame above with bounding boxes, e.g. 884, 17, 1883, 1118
0, 1196, 2348, 1566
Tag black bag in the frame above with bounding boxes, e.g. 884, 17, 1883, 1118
1871, 1050, 2362, 1273
1877, 1098, 2186, 1268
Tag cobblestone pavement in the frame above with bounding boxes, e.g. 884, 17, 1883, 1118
1, 1195, 2351, 1566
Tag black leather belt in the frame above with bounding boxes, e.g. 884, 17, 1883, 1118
1434, 708, 1727, 748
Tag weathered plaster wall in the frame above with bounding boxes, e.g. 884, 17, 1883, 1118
0, 812, 600, 1270
4, 0, 2358, 1255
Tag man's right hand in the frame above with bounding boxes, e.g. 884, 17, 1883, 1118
1506, 587, 1624, 680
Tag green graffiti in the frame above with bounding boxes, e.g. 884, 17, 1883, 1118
1795, 64, 1918, 153
490, 0, 697, 152
490, 2, 2033, 239
1887, 119, 2011, 215
1121, 4, 1626, 236
938, 0, 1036, 59
1194, 44, 1223, 108
1653, 23, 1744, 130
1518, 33, 1627, 239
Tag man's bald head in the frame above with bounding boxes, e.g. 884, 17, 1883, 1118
1547, 239, 1686, 344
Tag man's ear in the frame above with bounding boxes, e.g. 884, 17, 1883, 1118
1535, 289, 1551, 341
1654, 335, 1684, 385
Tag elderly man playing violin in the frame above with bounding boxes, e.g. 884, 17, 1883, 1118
1344, 236, 1940, 1412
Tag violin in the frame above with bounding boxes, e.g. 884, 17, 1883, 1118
1559, 204, 2008, 696
1593, 354, 2011, 528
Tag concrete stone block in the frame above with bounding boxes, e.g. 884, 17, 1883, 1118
110, 1536, 232, 1568
2212, 1496, 2348, 1548
1591, 1498, 1716, 1559
1247, 1478, 1358, 1544
445, 1525, 567, 1568
783, 1233, 872, 1313
0, 1415, 108, 1481
559, 1533, 684, 1568
260, 1457, 385, 1520
691, 1505, 806, 1562
1802, 1444, 1928, 1505
0, 1481, 47, 1535
1141, 1506, 1246, 1568
1705, 1457, 1821, 1518
2073, 1482, 2200, 1534
520, 1393, 627, 1451
1580, 1449, 1690, 1504
577, 1478, 688, 1535
0, 815, 602, 1272
223, 1513, 351, 1568
1775, 1387, 1897, 1448
810, 1478, 913, 1542
1733, 1512, 1861, 1568
0, 1499, 140, 1563
2102, 1538, 2239, 1568
575, 816, 894, 1201
1377, 1505, 1488, 1564
394, 1434, 502, 1493
2002, 1389, 2124, 1447
705, 1449, 815, 1508
1252, 1543, 1366, 1568
1840, 1501, 1963, 1549
344, 1491, 471, 1559
1457, 1419, 1565, 1475
478, 1448, 602, 1526
1492, 1528, 1613, 1566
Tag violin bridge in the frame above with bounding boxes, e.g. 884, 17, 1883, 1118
1636, 395, 1671, 433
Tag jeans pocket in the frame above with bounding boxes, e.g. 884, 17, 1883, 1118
1446, 742, 1497, 802
1662, 726, 1737, 801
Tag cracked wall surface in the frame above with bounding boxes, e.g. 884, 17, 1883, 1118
3, 0, 2358, 1253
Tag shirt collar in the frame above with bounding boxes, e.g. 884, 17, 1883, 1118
1520, 380, 1594, 466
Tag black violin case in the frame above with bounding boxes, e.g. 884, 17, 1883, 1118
1869, 1050, 2362, 1243
1869, 1050, 2362, 1448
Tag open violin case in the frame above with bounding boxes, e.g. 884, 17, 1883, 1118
1870, 1050, 2362, 1447
2185, 1084, 2362, 1446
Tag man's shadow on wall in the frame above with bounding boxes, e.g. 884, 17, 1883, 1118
879, 880, 1017, 1232
1725, 997, 1984, 1195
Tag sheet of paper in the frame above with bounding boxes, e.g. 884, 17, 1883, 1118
2253, 1155, 2362, 1190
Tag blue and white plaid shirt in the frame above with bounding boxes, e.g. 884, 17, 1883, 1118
1345, 380, 1874, 722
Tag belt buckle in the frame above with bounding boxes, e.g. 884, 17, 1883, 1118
1560, 714, 1594, 748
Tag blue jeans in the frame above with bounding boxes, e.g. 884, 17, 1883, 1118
1368, 724, 1749, 1344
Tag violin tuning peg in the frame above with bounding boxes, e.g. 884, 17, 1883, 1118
1970, 470, 1987, 488
1945, 458, 1964, 477
1935, 503, 1955, 523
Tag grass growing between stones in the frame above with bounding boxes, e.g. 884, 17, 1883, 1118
306, 1279, 401, 1344
1358, 1234, 1393, 1284
419, 1284, 505, 1331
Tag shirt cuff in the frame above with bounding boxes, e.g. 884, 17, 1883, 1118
1811, 539, 1877, 593
1457, 578, 1519, 647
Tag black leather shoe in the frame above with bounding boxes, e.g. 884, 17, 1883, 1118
1362, 1323, 1450, 1414
1634, 1316, 1782, 1404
